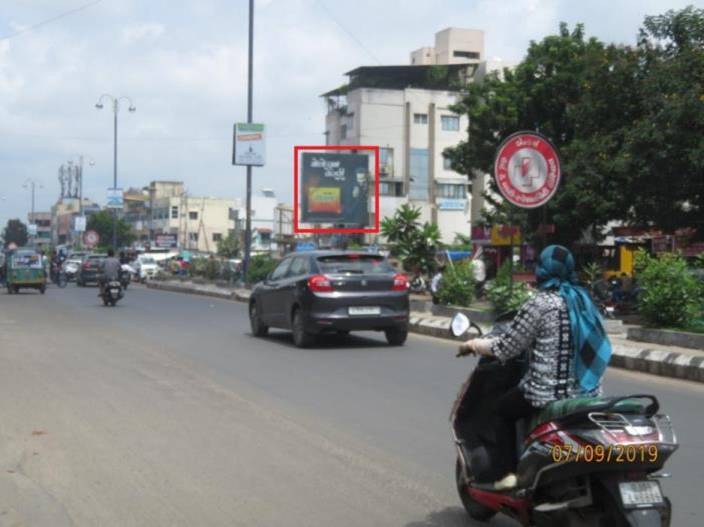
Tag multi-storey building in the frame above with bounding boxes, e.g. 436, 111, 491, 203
322, 27, 491, 243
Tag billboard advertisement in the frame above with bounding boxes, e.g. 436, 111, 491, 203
154, 234, 178, 248
299, 152, 370, 226
106, 188, 124, 209
233, 123, 265, 166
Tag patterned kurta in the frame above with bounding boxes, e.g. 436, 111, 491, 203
490, 291, 602, 408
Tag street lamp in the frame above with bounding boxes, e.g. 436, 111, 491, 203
95, 94, 136, 250
23, 178, 43, 246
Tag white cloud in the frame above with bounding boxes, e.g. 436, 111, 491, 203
121, 23, 165, 45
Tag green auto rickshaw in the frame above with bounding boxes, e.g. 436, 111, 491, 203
6, 248, 46, 294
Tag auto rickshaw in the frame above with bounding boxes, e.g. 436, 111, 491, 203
6, 248, 46, 294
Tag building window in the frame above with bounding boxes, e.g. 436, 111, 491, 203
341, 124, 347, 139
171, 206, 178, 219
188, 232, 199, 242
413, 113, 428, 125
189, 211, 198, 220
443, 156, 453, 170
436, 183, 467, 199
380, 147, 394, 176
409, 148, 429, 200
212, 233, 222, 242
441, 115, 460, 131
453, 50, 480, 60
380, 181, 403, 197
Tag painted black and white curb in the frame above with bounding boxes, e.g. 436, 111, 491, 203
408, 315, 704, 384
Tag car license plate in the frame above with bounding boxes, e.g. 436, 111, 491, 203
349, 306, 381, 316
110, 288, 120, 294
619, 481, 663, 507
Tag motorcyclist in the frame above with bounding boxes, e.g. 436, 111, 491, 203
458, 245, 612, 490
98, 249, 122, 297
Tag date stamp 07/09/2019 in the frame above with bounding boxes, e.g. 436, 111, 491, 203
550, 444, 660, 464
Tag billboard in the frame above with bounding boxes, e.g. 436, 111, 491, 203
154, 234, 178, 248
297, 151, 373, 226
106, 188, 124, 209
233, 123, 265, 166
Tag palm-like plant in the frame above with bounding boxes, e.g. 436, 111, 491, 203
381, 204, 440, 275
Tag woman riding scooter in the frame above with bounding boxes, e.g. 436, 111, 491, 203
458, 245, 612, 490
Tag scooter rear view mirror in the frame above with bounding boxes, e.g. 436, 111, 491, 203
450, 312, 471, 338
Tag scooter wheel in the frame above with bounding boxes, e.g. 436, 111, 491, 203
455, 457, 496, 522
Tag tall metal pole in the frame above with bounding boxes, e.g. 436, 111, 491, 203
112, 100, 118, 251
243, 0, 254, 281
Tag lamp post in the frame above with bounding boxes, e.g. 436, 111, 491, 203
23, 179, 43, 246
95, 94, 136, 250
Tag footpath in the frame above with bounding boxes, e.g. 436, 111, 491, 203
146, 279, 704, 384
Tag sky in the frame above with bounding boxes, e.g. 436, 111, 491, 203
0, 0, 699, 227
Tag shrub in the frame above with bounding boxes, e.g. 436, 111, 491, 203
435, 261, 476, 307
635, 251, 703, 328
247, 254, 278, 284
485, 260, 532, 313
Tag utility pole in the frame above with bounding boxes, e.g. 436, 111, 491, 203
243, 0, 254, 281
23, 179, 42, 246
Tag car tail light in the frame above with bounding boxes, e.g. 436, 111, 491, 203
392, 273, 408, 291
307, 274, 333, 293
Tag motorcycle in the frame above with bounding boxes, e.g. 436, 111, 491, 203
409, 274, 428, 294
449, 311, 677, 526
100, 279, 123, 307
50, 262, 68, 288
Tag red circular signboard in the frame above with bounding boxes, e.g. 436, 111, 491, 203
493, 131, 561, 209
83, 230, 100, 247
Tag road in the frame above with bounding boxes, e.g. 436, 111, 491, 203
0, 284, 702, 526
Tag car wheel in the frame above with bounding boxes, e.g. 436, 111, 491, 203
292, 308, 313, 348
40, 284, 46, 294
385, 328, 408, 346
249, 302, 269, 337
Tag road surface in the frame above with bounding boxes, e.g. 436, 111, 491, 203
0, 284, 702, 526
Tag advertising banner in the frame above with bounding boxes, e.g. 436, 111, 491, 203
300, 152, 370, 225
106, 188, 124, 209
27, 224, 38, 236
154, 234, 178, 248
74, 215, 86, 232
233, 123, 265, 166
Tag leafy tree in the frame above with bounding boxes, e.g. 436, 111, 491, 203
86, 210, 135, 249
217, 232, 241, 258
446, 7, 704, 245
381, 204, 440, 275
3, 219, 28, 248
624, 6, 704, 235
485, 261, 532, 313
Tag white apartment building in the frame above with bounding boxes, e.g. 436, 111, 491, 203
323, 27, 488, 244
150, 195, 236, 253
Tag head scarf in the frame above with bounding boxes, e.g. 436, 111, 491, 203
536, 245, 612, 392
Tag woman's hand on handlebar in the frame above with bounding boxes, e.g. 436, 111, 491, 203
456, 337, 496, 358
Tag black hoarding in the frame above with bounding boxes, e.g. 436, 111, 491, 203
300, 152, 370, 226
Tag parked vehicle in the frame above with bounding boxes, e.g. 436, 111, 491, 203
5, 248, 46, 294
76, 254, 106, 286
100, 279, 123, 307
249, 251, 409, 347
131, 255, 159, 282
449, 312, 677, 526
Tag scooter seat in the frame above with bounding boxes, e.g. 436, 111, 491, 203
529, 394, 658, 430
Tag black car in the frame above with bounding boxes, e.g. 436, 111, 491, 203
76, 254, 106, 286
249, 251, 409, 347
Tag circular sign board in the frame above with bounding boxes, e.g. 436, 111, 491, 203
83, 230, 100, 247
493, 131, 561, 209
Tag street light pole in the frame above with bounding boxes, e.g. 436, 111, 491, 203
23, 179, 42, 247
96, 94, 135, 251
243, 0, 254, 281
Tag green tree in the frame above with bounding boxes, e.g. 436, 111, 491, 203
3, 219, 28, 248
624, 6, 704, 235
86, 210, 135, 249
217, 232, 241, 258
381, 204, 440, 275
247, 254, 278, 284
435, 261, 476, 307
446, 23, 642, 246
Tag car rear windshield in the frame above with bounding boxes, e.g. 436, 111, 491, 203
316, 255, 394, 274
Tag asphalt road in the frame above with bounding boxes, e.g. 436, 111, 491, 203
0, 283, 702, 526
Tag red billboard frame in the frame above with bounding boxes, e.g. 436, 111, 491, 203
293, 145, 380, 234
